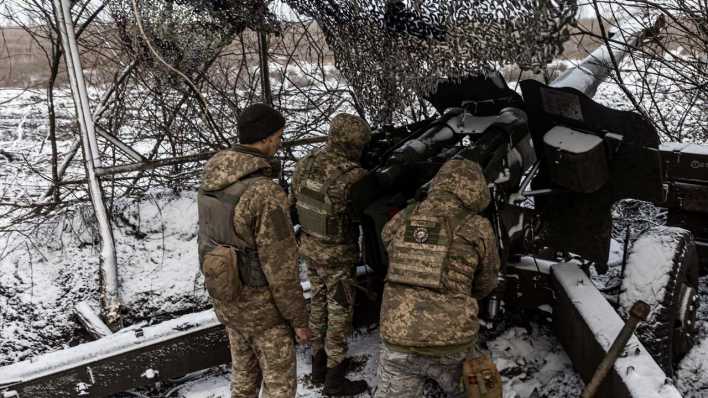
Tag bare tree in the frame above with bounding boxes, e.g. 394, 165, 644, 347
0, 2, 362, 238
576, 0, 707, 143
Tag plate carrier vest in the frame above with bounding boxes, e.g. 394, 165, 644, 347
294, 153, 357, 243
197, 175, 268, 288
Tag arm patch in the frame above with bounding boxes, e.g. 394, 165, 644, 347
269, 207, 291, 241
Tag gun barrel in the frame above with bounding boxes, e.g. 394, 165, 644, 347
550, 19, 659, 97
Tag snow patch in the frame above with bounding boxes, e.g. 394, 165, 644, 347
620, 226, 681, 310
677, 337, 708, 396
114, 192, 208, 317
660, 142, 708, 156
543, 125, 604, 154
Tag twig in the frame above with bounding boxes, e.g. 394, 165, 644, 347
591, 0, 653, 124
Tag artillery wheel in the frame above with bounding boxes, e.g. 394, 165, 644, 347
619, 226, 700, 375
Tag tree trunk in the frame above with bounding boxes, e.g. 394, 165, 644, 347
258, 30, 273, 105
53, 0, 122, 327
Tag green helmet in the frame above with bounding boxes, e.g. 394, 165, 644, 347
327, 113, 371, 160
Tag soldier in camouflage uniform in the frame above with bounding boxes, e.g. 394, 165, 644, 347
374, 158, 501, 398
290, 113, 371, 396
198, 103, 311, 398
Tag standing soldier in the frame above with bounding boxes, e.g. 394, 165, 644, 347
198, 103, 311, 398
374, 158, 501, 398
291, 113, 371, 396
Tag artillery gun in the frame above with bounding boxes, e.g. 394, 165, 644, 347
351, 21, 706, 397
1, 15, 706, 398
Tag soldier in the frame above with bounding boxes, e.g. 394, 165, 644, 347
198, 103, 311, 398
374, 158, 501, 398
290, 113, 371, 396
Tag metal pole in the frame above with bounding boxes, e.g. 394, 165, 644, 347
53, 0, 122, 327
581, 301, 650, 398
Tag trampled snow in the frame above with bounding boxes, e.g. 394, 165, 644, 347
677, 338, 708, 396
142, 324, 582, 398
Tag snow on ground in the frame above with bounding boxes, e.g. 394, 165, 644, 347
0, 191, 209, 365
489, 325, 582, 398
113, 192, 209, 321
678, 338, 708, 397
163, 324, 580, 398
677, 273, 708, 397
170, 332, 380, 398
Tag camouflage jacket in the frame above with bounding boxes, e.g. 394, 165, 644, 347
290, 146, 368, 267
380, 159, 500, 351
200, 145, 308, 333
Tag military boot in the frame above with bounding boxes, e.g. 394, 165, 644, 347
322, 360, 368, 396
311, 349, 327, 385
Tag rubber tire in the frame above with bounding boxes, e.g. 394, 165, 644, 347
619, 226, 700, 375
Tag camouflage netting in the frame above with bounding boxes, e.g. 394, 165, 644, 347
286, 0, 578, 123
109, 0, 577, 124
109, 0, 279, 74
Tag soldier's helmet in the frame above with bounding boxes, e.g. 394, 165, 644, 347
429, 159, 491, 213
327, 113, 371, 161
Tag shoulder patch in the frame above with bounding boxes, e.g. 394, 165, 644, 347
269, 207, 291, 241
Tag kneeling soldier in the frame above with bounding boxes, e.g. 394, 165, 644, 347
375, 159, 501, 398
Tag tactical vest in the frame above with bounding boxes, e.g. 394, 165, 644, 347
387, 205, 469, 291
197, 176, 268, 288
294, 153, 357, 243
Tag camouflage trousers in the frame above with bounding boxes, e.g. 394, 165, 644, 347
226, 324, 296, 398
374, 343, 468, 398
307, 259, 355, 368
